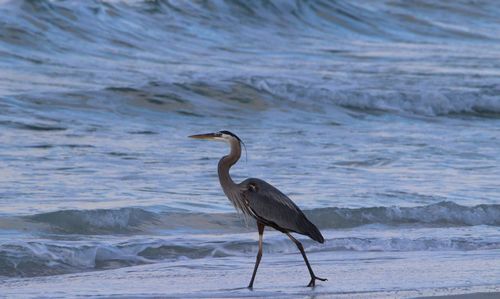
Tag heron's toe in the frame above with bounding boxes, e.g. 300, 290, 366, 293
307, 276, 327, 287
307, 279, 315, 287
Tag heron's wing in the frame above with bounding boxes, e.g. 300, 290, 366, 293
241, 178, 324, 243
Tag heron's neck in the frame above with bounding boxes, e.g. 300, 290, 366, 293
218, 139, 241, 191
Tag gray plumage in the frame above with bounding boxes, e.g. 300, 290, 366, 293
190, 130, 326, 288
241, 178, 324, 243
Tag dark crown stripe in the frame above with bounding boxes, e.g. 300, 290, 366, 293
219, 130, 242, 142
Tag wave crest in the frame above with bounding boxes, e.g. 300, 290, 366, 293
10, 201, 499, 236
250, 78, 500, 117
307, 201, 500, 228
2, 232, 498, 278
25, 208, 158, 234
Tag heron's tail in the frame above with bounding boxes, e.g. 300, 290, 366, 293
300, 217, 325, 243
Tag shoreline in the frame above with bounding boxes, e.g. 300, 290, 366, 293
1, 250, 498, 298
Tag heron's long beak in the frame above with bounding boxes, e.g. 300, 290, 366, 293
189, 133, 219, 140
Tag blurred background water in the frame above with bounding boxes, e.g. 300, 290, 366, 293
0, 0, 499, 297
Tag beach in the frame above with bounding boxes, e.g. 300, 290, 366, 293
2, 244, 499, 297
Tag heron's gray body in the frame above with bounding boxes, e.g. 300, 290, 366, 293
217, 135, 324, 243
243, 178, 324, 242
190, 130, 326, 287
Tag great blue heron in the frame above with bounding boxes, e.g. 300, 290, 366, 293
189, 130, 326, 288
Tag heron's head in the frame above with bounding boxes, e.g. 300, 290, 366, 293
189, 130, 242, 144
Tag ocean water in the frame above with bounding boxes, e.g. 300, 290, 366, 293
0, 0, 499, 297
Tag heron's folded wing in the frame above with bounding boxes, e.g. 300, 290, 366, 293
243, 180, 307, 232
242, 179, 324, 243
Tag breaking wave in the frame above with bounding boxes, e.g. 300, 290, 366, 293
1, 0, 499, 118
1, 232, 499, 278
1, 0, 499, 49
308, 201, 500, 228
6, 201, 498, 236
25, 208, 158, 234
1, 201, 499, 277
243, 78, 500, 117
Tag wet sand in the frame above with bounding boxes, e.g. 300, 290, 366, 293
2, 249, 498, 298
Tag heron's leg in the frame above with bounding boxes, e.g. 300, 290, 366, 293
286, 233, 327, 287
248, 222, 265, 288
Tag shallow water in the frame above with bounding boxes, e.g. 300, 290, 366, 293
0, 0, 499, 297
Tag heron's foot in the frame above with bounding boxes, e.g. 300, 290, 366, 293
307, 276, 327, 287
